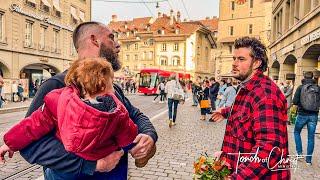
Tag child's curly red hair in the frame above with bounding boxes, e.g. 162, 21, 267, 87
65, 58, 114, 97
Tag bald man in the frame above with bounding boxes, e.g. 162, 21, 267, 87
20, 22, 157, 179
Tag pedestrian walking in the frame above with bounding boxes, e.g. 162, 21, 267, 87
15, 22, 157, 179
292, 71, 319, 165
218, 79, 236, 108
208, 77, 219, 112
17, 83, 24, 102
165, 74, 183, 127
11, 81, 18, 102
0, 70, 4, 108
198, 80, 210, 121
192, 77, 201, 106
211, 37, 290, 178
216, 79, 226, 108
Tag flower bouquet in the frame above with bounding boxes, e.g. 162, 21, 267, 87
193, 151, 231, 180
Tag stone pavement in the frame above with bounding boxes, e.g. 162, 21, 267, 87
126, 99, 320, 180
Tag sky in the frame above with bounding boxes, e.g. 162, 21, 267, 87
92, 0, 219, 24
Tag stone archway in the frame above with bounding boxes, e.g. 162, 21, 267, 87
20, 63, 61, 97
302, 44, 320, 81
0, 61, 10, 78
270, 60, 280, 80
282, 54, 297, 82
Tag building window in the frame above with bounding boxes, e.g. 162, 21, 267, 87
53, 0, 62, 18
0, 13, 4, 41
40, 0, 50, 13
248, 24, 253, 34
134, 43, 138, 50
149, 51, 153, 59
148, 39, 154, 45
250, 0, 253, 8
161, 43, 167, 51
205, 47, 209, 61
143, 51, 146, 59
126, 54, 130, 61
25, 0, 36, 8
70, 6, 79, 24
25, 21, 33, 47
231, 1, 235, 10
160, 58, 167, 65
230, 26, 234, 36
53, 29, 60, 53
126, 44, 130, 50
173, 43, 179, 51
228, 45, 233, 54
39, 25, 47, 50
172, 57, 180, 66
79, 10, 85, 23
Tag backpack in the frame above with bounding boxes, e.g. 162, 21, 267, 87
300, 84, 320, 111
172, 81, 184, 101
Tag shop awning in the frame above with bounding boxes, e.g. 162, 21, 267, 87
41, 0, 51, 7
53, 0, 62, 12
79, 11, 85, 22
70, 7, 79, 20
27, 0, 37, 4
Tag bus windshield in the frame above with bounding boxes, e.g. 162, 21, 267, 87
139, 72, 157, 88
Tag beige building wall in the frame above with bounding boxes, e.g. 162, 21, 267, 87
0, 0, 91, 98
269, 1, 320, 89
216, 0, 272, 80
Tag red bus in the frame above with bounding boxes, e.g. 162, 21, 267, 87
137, 68, 190, 95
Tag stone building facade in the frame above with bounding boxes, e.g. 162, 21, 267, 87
269, 0, 320, 87
0, 0, 91, 99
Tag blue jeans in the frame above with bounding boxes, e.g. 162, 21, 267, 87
192, 94, 198, 105
294, 114, 318, 163
44, 154, 128, 180
168, 98, 179, 122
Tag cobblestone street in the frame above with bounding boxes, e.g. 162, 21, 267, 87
127, 98, 320, 180
0, 94, 319, 179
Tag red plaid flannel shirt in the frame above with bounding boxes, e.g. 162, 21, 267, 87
220, 71, 290, 179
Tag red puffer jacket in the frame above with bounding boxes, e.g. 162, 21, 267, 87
4, 86, 138, 161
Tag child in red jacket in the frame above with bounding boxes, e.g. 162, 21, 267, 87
0, 58, 154, 167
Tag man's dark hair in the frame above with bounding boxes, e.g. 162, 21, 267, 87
234, 36, 268, 72
72, 21, 102, 50
209, 77, 215, 82
303, 71, 313, 79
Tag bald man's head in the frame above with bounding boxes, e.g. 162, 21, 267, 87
72, 21, 106, 50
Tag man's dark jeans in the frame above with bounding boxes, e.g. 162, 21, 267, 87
44, 154, 128, 180
168, 98, 179, 122
294, 114, 318, 163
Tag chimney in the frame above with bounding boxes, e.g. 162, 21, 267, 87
111, 14, 117, 22
205, 17, 210, 20
158, 12, 161, 18
176, 11, 181, 22
170, 9, 174, 25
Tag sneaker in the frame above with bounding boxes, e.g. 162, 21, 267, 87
172, 122, 176, 126
306, 162, 312, 166
152, 100, 156, 103
135, 145, 157, 168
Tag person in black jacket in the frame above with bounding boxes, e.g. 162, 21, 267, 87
20, 22, 158, 179
198, 80, 210, 121
292, 71, 319, 165
208, 77, 220, 113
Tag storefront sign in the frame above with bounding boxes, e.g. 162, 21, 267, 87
301, 28, 320, 46
9, 4, 73, 31
281, 44, 295, 55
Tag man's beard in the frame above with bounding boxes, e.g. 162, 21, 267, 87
233, 63, 254, 81
99, 44, 121, 71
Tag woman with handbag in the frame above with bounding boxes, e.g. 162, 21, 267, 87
165, 74, 183, 127
198, 80, 210, 121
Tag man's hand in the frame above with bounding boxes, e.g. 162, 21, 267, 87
129, 134, 154, 160
0, 144, 14, 163
96, 150, 124, 172
211, 108, 225, 122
